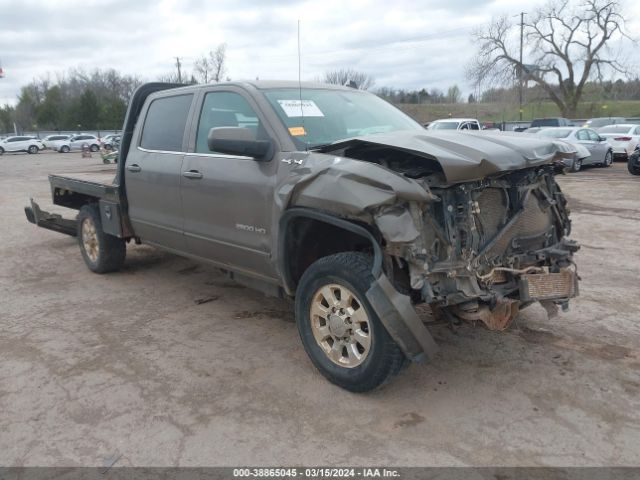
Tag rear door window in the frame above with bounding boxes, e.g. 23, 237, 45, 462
577, 130, 590, 141
140, 94, 193, 152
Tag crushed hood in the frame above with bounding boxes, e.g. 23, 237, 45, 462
319, 130, 576, 183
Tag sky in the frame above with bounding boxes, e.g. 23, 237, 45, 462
0, 0, 638, 105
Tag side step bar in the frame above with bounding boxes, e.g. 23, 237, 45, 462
24, 199, 77, 237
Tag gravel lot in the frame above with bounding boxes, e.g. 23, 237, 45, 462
1, 150, 639, 467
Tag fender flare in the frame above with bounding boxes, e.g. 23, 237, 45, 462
278, 207, 383, 295
279, 207, 438, 363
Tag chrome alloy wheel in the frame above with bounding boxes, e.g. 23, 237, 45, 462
309, 283, 372, 368
81, 217, 99, 263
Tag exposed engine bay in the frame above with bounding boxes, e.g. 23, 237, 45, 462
312, 132, 580, 331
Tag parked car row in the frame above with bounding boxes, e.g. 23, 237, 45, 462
0, 133, 122, 155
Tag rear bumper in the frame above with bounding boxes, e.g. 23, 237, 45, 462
24, 199, 77, 237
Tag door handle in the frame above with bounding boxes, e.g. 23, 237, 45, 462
127, 164, 142, 173
182, 170, 203, 179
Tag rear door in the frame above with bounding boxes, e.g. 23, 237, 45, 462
180, 87, 279, 280
125, 92, 195, 251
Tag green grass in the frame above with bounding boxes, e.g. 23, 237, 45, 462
396, 100, 640, 123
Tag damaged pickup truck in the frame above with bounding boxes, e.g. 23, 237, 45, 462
25, 81, 580, 392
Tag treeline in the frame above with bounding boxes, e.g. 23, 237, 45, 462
480, 79, 640, 104
377, 78, 640, 105
0, 69, 142, 133
376, 85, 469, 104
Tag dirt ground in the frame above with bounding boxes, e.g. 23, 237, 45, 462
1, 151, 639, 467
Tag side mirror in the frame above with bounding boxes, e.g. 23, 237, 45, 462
208, 127, 272, 160
599, 136, 606, 142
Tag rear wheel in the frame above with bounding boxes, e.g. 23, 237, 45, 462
0, 146, 4, 155
60, 145, 70, 153
571, 158, 582, 172
601, 150, 613, 168
27, 145, 39, 154
77, 204, 126, 273
295, 252, 407, 392
90, 144, 99, 152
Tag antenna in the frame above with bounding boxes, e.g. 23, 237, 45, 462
297, 19, 306, 150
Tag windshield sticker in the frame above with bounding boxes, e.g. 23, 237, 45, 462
288, 126, 307, 136
277, 100, 324, 118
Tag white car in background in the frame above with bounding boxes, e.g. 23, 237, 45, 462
42, 134, 71, 149
597, 124, 640, 160
0, 135, 45, 155
52, 134, 101, 153
427, 118, 482, 131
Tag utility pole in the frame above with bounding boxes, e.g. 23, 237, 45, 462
518, 12, 525, 122
175, 57, 183, 83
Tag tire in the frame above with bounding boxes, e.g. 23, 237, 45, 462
295, 252, 407, 392
77, 204, 126, 273
28, 145, 39, 154
90, 144, 99, 152
570, 158, 582, 172
628, 155, 640, 175
601, 150, 613, 168
60, 145, 70, 153
0, 146, 4, 155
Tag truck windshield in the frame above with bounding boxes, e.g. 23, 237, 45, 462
263, 88, 423, 149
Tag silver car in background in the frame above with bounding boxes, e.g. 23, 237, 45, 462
52, 134, 101, 153
536, 127, 613, 171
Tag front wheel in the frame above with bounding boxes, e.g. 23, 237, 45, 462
77, 204, 126, 273
90, 144, 99, 152
295, 252, 407, 392
0, 146, 4, 155
60, 145, 70, 153
601, 150, 613, 168
27, 145, 39, 154
628, 154, 640, 175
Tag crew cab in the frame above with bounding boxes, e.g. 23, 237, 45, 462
25, 81, 580, 392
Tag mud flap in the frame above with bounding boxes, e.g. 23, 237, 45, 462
24, 199, 77, 237
366, 273, 439, 363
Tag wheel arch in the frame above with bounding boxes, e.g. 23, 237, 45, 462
279, 208, 383, 296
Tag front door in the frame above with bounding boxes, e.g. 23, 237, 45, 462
180, 89, 278, 280
125, 93, 194, 251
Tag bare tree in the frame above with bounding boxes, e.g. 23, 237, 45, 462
323, 69, 375, 90
194, 44, 228, 84
467, 0, 635, 117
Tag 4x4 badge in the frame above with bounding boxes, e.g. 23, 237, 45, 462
281, 158, 303, 165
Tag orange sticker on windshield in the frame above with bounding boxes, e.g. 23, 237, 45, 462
289, 126, 306, 136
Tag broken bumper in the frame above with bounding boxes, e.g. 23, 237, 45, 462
24, 199, 77, 237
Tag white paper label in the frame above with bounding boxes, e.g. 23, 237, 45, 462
277, 99, 324, 117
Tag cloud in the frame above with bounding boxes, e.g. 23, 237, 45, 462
0, 0, 638, 105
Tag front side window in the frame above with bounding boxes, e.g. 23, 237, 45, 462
195, 91, 262, 154
140, 94, 193, 152
587, 130, 600, 142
